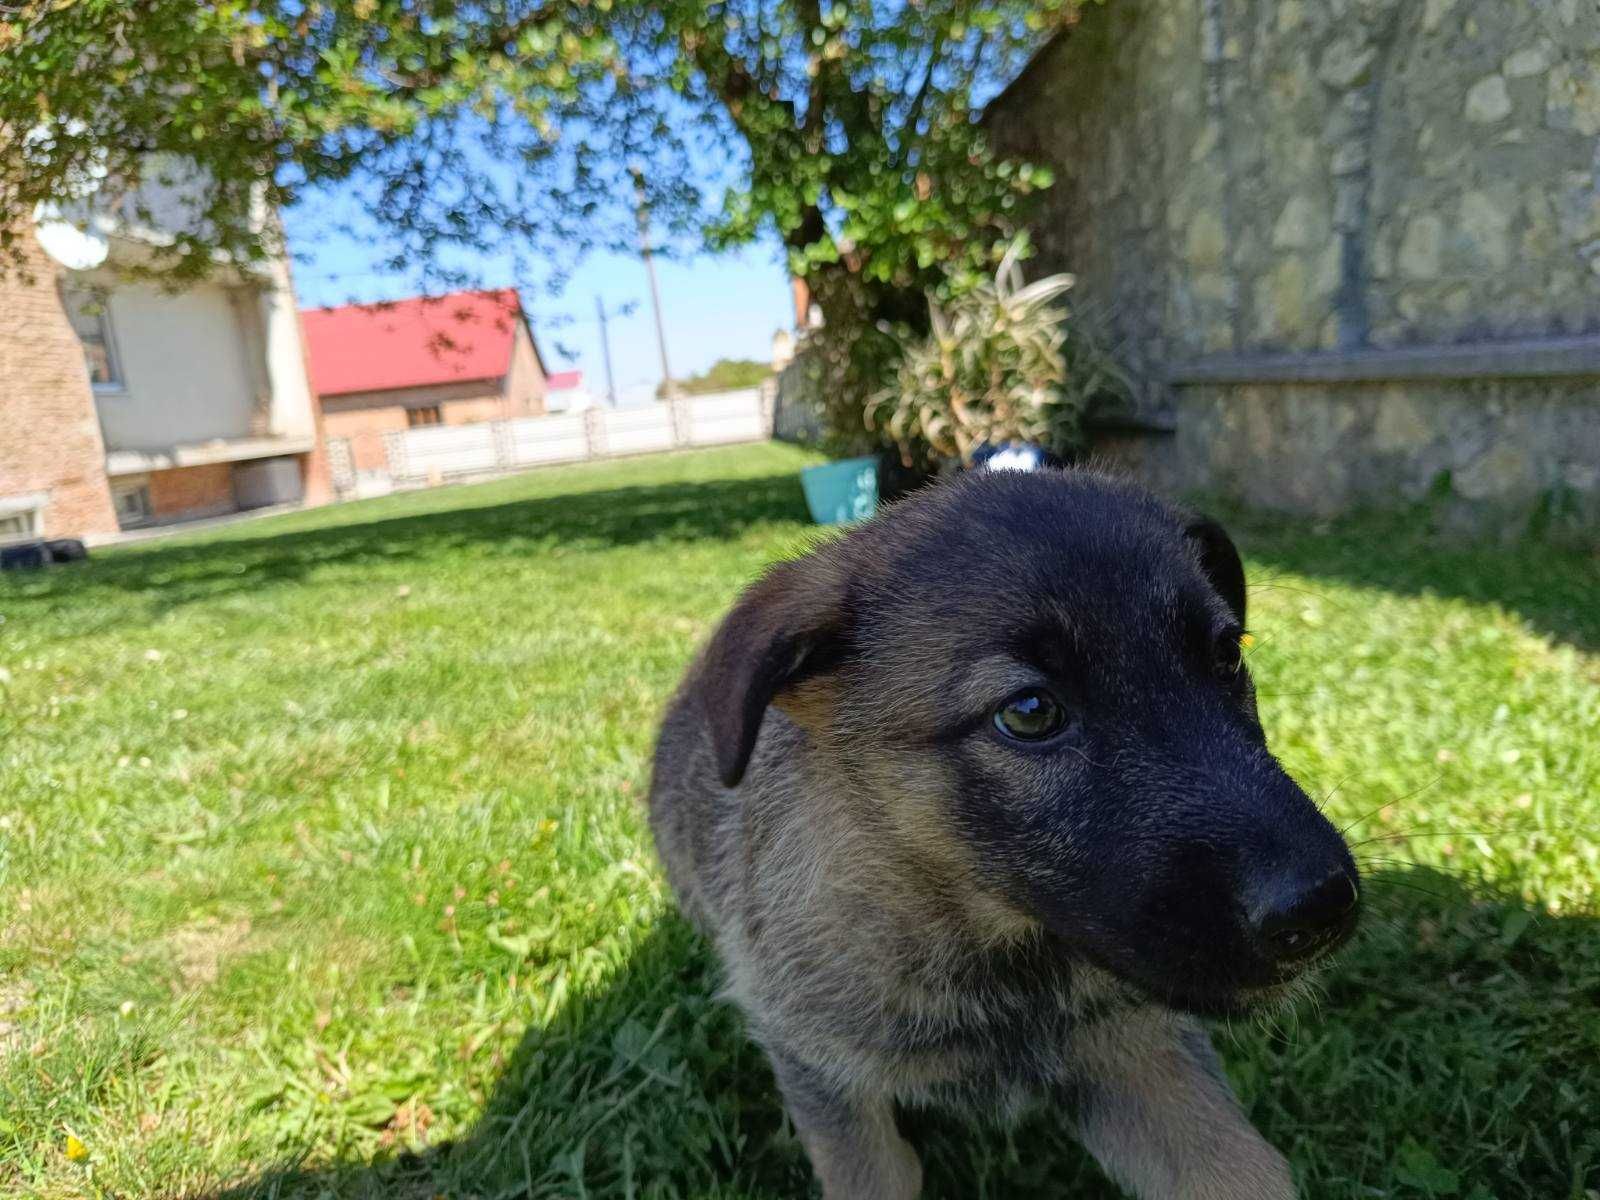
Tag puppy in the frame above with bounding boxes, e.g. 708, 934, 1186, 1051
648, 468, 1359, 1199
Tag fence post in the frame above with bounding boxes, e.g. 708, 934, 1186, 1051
327, 437, 355, 495
670, 397, 692, 447
492, 420, 515, 471
583, 407, 608, 460
759, 378, 777, 436
382, 429, 409, 482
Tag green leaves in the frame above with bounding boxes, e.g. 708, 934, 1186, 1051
0, 0, 643, 281
1, 0, 1082, 292
865, 237, 1130, 464
1394, 1138, 1462, 1196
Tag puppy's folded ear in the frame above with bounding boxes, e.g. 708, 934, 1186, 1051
699, 557, 849, 788
1184, 514, 1247, 628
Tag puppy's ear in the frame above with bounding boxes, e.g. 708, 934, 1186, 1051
1184, 514, 1247, 627
700, 558, 849, 788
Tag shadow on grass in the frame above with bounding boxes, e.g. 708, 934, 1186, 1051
10, 470, 1594, 655
199, 867, 1599, 1200
1219, 503, 1600, 654
0, 471, 814, 628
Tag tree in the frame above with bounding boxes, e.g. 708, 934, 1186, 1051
2, 0, 1078, 436
656, 357, 771, 399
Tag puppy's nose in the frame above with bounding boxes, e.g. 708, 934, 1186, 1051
1254, 869, 1360, 962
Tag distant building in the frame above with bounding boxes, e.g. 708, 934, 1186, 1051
301, 289, 549, 479
1, 218, 327, 543
544, 369, 603, 413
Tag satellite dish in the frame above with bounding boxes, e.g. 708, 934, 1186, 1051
32, 203, 108, 271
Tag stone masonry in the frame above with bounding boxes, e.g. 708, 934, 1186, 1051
987, 0, 1600, 531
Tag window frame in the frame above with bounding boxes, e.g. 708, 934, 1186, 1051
407, 405, 444, 427
110, 481, 154, 528
62, 285, 126, 393
0, 508, 39, 545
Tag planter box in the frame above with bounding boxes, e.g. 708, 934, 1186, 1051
800, 456, 879, 525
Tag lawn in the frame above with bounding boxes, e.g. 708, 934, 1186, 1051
1, 442, 1596, 1199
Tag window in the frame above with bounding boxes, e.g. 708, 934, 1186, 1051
111, 483, 153, 528
62, 288, 123, 389
0, 509, 38, 544
407, 405, 443, 427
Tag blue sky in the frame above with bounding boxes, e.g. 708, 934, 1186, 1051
284, 196, 794, 408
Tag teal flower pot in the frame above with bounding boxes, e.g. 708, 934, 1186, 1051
800, 456, 879, 525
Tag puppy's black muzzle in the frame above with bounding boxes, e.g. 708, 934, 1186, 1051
1252, 866, 1361, 966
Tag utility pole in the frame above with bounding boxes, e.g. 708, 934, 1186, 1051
594, 295, 619, 408
632, 169, 677, 400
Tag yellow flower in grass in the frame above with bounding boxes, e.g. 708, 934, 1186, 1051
64, 1134, 88, 1162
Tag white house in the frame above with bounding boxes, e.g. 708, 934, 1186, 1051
543, 369, 604, 414
1, 181, 328, 542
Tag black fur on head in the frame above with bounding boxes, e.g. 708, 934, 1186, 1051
699, 468, 1359, 1015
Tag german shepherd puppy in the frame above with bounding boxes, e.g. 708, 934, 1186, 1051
649, 468, 1359, 1199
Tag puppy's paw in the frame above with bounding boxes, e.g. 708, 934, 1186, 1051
1178, 1145, 1295, 1200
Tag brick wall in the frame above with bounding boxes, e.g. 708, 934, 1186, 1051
146, 463, 236, 522
0, 230, 119, 539
443, 394, 511, 425
504, 321, 548, 416
320, 404, 411, 473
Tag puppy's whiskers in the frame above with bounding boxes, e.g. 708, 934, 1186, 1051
1336, 775, 1444, 837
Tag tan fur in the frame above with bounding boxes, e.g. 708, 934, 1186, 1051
1074, 1011, 1296, 1200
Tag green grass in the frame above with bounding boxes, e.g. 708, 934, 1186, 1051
1, 442, 1596, 1199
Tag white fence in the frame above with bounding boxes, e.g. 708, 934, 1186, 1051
364, 387, 772, 489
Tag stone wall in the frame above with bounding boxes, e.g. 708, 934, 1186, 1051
987, 0, 1600, 529
1097, 374, 1600, 529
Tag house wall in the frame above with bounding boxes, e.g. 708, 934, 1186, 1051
261, 258, 321, 445
986, 0, 1600, 531
318, 378, 517, 475
504, 321, 548, 416
320, 404, 413, 473
90, 279, 260, 451
319, 378, 507, 417
0, 230, 119, 540
146, 463, 238, 522
444, 394, 515, 425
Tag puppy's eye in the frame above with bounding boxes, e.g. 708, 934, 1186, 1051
1213, 632, 1245, 679
994, 689, 1068, 741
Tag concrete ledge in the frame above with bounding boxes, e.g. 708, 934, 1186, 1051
1086, 409, 1178, 434
105, 436, 315, 476
0, 490, 49, 518
1168, 336, 1600, 386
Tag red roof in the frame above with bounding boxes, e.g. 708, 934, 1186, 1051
547, 369, 584, 390
301, 289, 527, 398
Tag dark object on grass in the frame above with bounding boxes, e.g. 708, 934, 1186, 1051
1, 539, 90, 571
649, 469, 1359, 1200
45, 538, 89, 563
